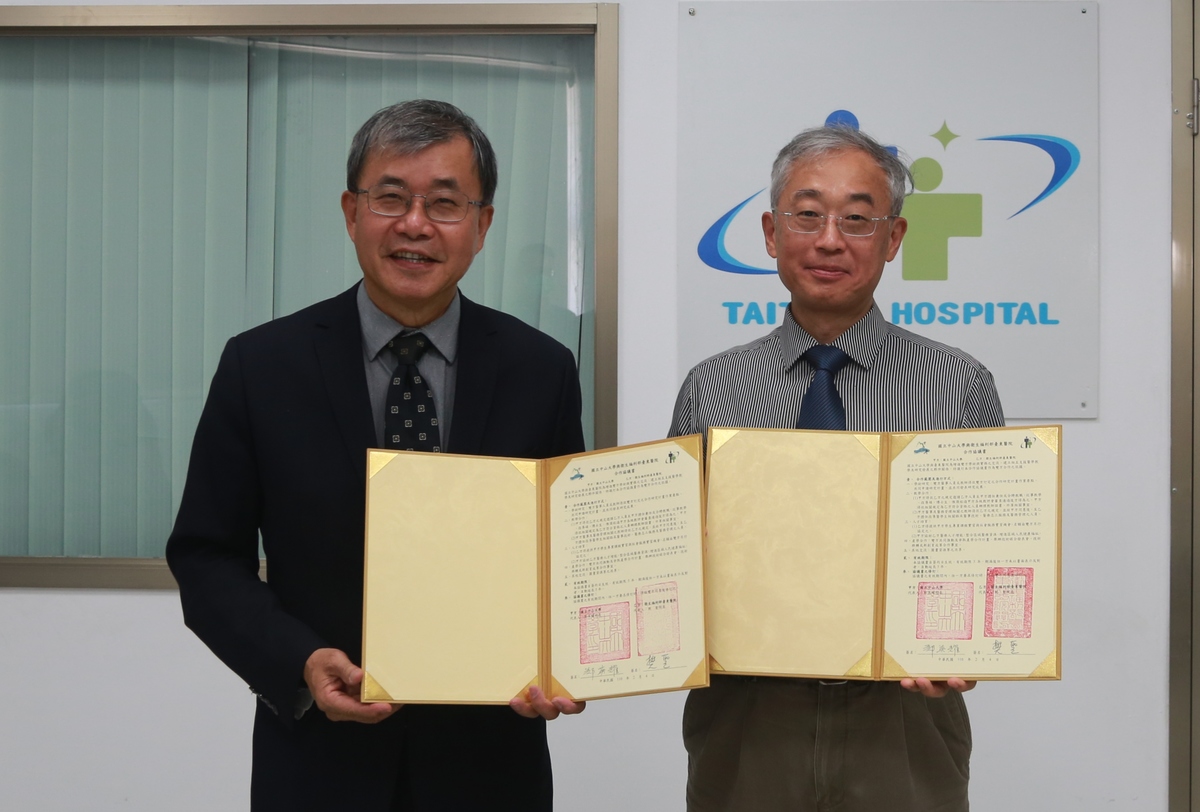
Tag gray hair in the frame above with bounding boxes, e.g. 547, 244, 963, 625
346, 99, 498, 206
769, 126, 912, 216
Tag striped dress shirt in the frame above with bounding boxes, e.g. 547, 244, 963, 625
671, 302, 1005, 811
669, 303, 1004, 438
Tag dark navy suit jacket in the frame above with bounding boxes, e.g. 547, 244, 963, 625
167, 284, 585, 811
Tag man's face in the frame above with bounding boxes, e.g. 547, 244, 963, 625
341, 136, 494, 326
762, 148, 907, 333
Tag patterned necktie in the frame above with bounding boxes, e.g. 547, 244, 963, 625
384, 332, 441, 452
796, 345, 851, 430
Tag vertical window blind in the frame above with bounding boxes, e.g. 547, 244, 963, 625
0, 34, 596, 558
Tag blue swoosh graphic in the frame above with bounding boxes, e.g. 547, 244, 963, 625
697, 190, 775, 275
980, 134, 1080, 218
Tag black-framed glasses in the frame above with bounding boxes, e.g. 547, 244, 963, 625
355, 184, 485, 223
776, 210, 895, 237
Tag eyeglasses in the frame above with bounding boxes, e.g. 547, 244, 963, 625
355, 184, 484, 223
776, 210, 895, 237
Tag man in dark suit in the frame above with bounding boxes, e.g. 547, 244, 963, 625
167, 99, 586, 811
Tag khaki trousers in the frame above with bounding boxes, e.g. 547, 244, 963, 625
684, 675, 971, 812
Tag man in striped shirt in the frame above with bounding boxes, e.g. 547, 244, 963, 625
670, 126, 1004, 812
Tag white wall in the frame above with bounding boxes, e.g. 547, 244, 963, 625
0, 0, 1173, 809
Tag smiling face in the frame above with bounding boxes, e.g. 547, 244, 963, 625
341, 136, 494, 326
762, 148, 907, 343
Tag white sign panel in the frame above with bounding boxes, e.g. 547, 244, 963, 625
677, 2, 1098, 419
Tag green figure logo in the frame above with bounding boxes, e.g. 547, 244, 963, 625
902, 156, 982, 281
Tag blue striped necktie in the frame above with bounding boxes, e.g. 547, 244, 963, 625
796, 345, 851, 430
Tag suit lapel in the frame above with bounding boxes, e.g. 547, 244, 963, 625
313, 285, 376, 482
448, 295, 500, 455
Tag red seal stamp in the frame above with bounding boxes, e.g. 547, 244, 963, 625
579, 601, 631, 664
916, 581, 974, 640
985, 567, 1034, 638
636, 581, 681, 656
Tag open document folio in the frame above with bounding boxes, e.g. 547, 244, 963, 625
360, 437, 708, 705
705, 425, 1061, 682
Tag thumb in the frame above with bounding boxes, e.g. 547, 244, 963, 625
308, 648, 362, 686
342, 663, 364, 688
328, 651, 363, 687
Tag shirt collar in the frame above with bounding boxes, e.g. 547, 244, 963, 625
780, 303, 888, 371
356, 283, 461, 364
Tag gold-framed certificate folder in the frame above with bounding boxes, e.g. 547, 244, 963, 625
705, 425, 1061, 681
362, 436, 708, 705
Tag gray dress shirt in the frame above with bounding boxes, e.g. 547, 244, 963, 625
356, 283, 460, 449
670, 303, 1004, 437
